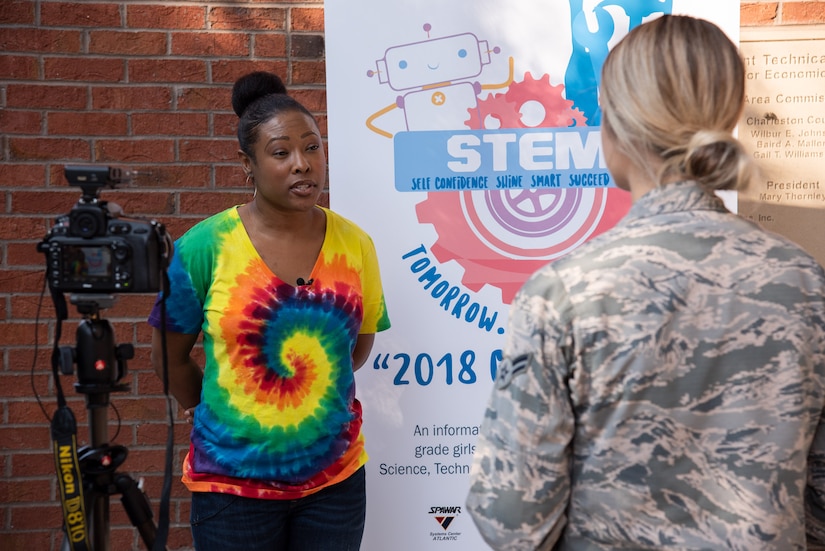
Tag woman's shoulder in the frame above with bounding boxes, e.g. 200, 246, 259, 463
323, 207, 373, 242
178, 206, 242, 242
173, 206, 243, 260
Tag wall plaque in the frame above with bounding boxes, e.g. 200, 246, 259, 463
738, 26, 825, 265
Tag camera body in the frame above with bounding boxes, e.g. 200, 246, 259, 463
38, 166, 168, 294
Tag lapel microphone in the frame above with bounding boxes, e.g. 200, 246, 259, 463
296, 277, 313, 286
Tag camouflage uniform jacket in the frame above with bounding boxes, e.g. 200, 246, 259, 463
466, 181, 825, 550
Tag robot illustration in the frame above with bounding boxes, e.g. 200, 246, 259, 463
366, 23, 512, 138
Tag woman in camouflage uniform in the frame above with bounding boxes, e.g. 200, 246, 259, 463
467, 14, 825, 551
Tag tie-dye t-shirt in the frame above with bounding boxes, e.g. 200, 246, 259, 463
148, 206, 390, 499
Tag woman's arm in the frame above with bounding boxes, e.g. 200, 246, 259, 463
151, 328, 202, 410
352, 333, 375, 372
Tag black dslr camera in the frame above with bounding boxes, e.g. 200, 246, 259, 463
38, 165, 169, 293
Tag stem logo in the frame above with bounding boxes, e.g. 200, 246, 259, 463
417, 72, 630, 303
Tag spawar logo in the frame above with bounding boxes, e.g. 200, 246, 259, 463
430, 506, 461, 530
429, 506, 463, 542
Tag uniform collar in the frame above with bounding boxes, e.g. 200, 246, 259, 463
624, 180, 729, 221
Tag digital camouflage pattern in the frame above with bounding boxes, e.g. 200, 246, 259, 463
467, 181, 825, 550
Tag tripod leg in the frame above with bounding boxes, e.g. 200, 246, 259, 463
116, 474, 159, 550
92, 489, 111, 551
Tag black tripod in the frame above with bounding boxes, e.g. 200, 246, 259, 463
58, 296, 159, 551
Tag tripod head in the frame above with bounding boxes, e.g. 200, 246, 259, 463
58, 294, 133, 397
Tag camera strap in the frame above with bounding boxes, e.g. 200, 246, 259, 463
51, 407, 90, 550
49, 290, 91, 551
152, 271, 172, 551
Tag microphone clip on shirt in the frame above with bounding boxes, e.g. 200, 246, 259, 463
296, 277, 313, 286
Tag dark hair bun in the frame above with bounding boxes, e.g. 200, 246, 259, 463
231, 72, 288, 117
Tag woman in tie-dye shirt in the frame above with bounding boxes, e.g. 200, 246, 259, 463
148, 71, 390, 551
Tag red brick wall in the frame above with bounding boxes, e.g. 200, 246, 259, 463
0, 1, 822, 550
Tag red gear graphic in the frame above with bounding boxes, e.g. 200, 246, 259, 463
416, 192, 563, 302
466, 72, 588, 129
415, 188, 628, 303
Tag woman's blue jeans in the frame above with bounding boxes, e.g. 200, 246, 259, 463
190, 467, 366, 551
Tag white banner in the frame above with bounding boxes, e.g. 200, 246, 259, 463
325, 2, 740, 548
